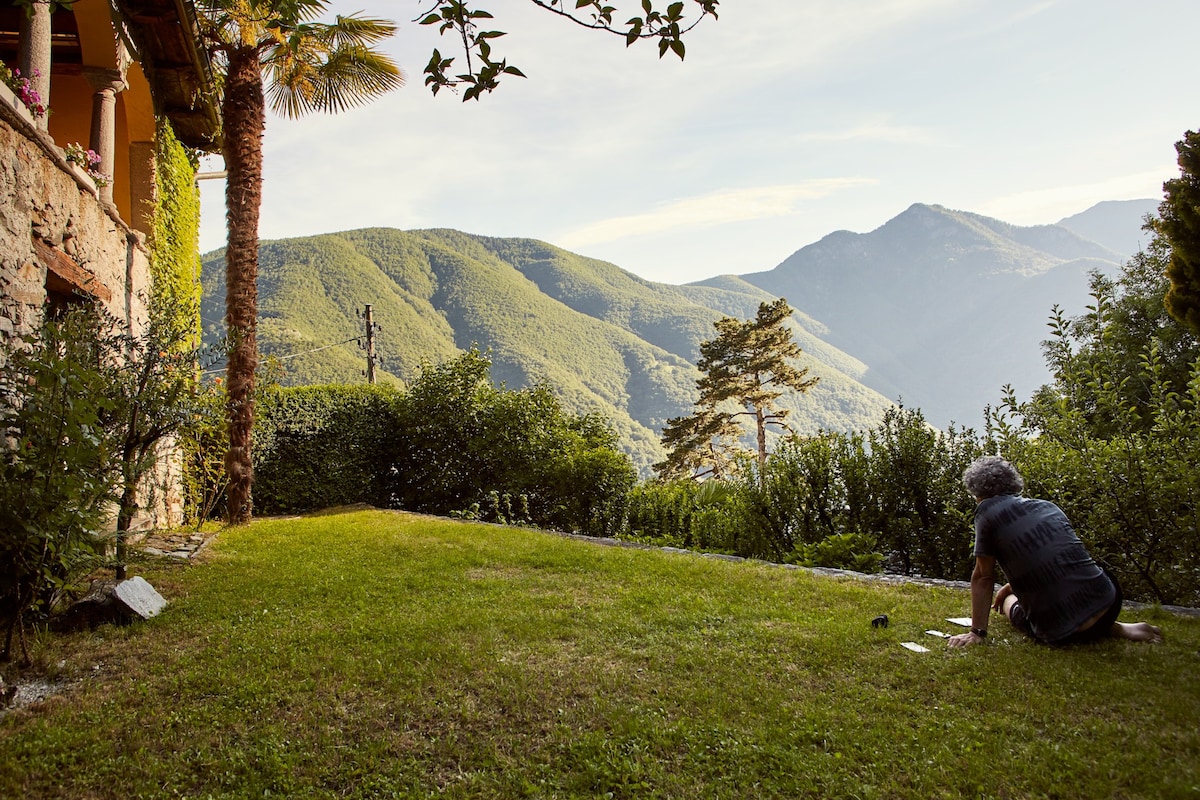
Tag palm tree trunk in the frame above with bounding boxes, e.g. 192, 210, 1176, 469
221, 48, 265, 524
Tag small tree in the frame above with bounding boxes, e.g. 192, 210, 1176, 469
1155, 130, 1200, 335
0, 308, 120, 664
110, 296, 210, 578
1, 297, 211, 661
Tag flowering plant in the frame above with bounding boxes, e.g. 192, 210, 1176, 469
0, 63, 47, 118
64, 142, 111, 188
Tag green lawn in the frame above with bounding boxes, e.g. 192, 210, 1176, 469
2, 508, 1197, 799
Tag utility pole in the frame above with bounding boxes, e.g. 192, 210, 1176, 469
359, 303, 380, 383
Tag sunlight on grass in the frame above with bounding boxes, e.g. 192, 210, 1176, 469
2, 508, 1197, 799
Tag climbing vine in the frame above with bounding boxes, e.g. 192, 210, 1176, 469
148, 117, 202, 343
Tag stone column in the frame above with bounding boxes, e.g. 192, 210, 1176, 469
84, 69, 126, 206
16, 0, 52, 130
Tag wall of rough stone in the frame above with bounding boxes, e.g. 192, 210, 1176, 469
0, 103, 149, 350
1, 102, 181, 529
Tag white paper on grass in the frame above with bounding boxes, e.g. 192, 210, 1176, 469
925, 630, 950, 638
946, 617, 973, 627
900, 642, 929, 653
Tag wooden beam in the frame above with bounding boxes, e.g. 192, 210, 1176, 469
33, 238, 113, 303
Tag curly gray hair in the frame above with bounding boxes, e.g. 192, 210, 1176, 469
962, 455, 1024, 500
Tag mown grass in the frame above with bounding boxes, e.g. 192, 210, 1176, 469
1, 508, 1197, 799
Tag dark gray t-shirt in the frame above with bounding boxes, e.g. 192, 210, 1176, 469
973, 494, 1115, 643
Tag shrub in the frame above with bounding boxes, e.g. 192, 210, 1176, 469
0, 309, 119, 663
794, 532, 883, 573
253, 383, 404, 513
240, 350, 637, 534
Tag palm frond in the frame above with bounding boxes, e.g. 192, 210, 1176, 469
265, 34, 402, 117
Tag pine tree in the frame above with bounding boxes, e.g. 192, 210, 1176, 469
657, 298, 819, 478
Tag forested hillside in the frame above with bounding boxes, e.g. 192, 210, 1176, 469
200, 231, 895, 472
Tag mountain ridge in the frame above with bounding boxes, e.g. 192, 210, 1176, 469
200, 199, 1153, 470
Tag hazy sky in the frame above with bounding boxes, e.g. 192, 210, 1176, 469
196, 0, 1198, 285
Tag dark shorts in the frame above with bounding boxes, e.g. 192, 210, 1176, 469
1008, 569, 1124, 646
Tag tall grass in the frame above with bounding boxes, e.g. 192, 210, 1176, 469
1, 509, 1195, 799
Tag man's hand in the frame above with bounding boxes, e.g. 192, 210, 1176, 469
947, 630, 985, 648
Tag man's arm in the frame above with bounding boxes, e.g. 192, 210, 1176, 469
948, 555, 996, 648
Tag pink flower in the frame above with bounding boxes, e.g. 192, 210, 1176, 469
7, 68, 47, 118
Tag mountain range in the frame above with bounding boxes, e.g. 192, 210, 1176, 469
199, 198, 1158, 473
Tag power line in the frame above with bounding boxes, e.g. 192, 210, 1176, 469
198, 336, 364, 375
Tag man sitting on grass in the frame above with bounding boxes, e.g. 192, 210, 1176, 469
948, 455, 1163, 649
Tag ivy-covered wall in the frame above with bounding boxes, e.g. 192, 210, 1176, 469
148, 117, 203, 341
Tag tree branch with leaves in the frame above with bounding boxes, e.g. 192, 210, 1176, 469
416, 0, 719, 100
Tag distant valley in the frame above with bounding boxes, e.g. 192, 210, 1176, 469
200, 198, 1157, 472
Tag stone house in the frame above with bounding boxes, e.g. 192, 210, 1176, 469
1, 0, 221, 525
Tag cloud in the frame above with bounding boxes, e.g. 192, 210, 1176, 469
977, 169, 1170, 224
794, 118, 943, 146
557, 179, 877, 248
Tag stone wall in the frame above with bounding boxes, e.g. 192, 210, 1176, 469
0, 95, 149, 349
0, 97, 182, 528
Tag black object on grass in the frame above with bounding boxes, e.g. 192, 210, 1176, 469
871, 614, 889, 629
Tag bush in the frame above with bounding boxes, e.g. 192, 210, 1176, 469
253, 383, 404, 513
794, 532, 883, 573
236, 350, 636, 534
0, 309, 119, 662
384, 350, 635, 533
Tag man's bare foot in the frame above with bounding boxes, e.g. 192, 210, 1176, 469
1112, 621, 1163, 642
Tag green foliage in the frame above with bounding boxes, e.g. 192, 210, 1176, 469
418, 1, 718, 100
622, 409, 981, 579
863, 407, 980, 579
625, 480, 698, 545
1155, 130, 1200, 334
0, 309, 118, 663
253, 383, 405, 513
1021, 237, 1199, 437
178, 380, 228, 525
0, 295, 214, 660
388, 349, 636, 532
794, 532, 883, 574
107, 296, 213, 577
148, 118, 202, 344
987, 258, 1200, 605
241, 349, 636, 533
535, 418, 638, 537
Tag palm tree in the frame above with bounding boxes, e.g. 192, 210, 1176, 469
199, 0, 403, 522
